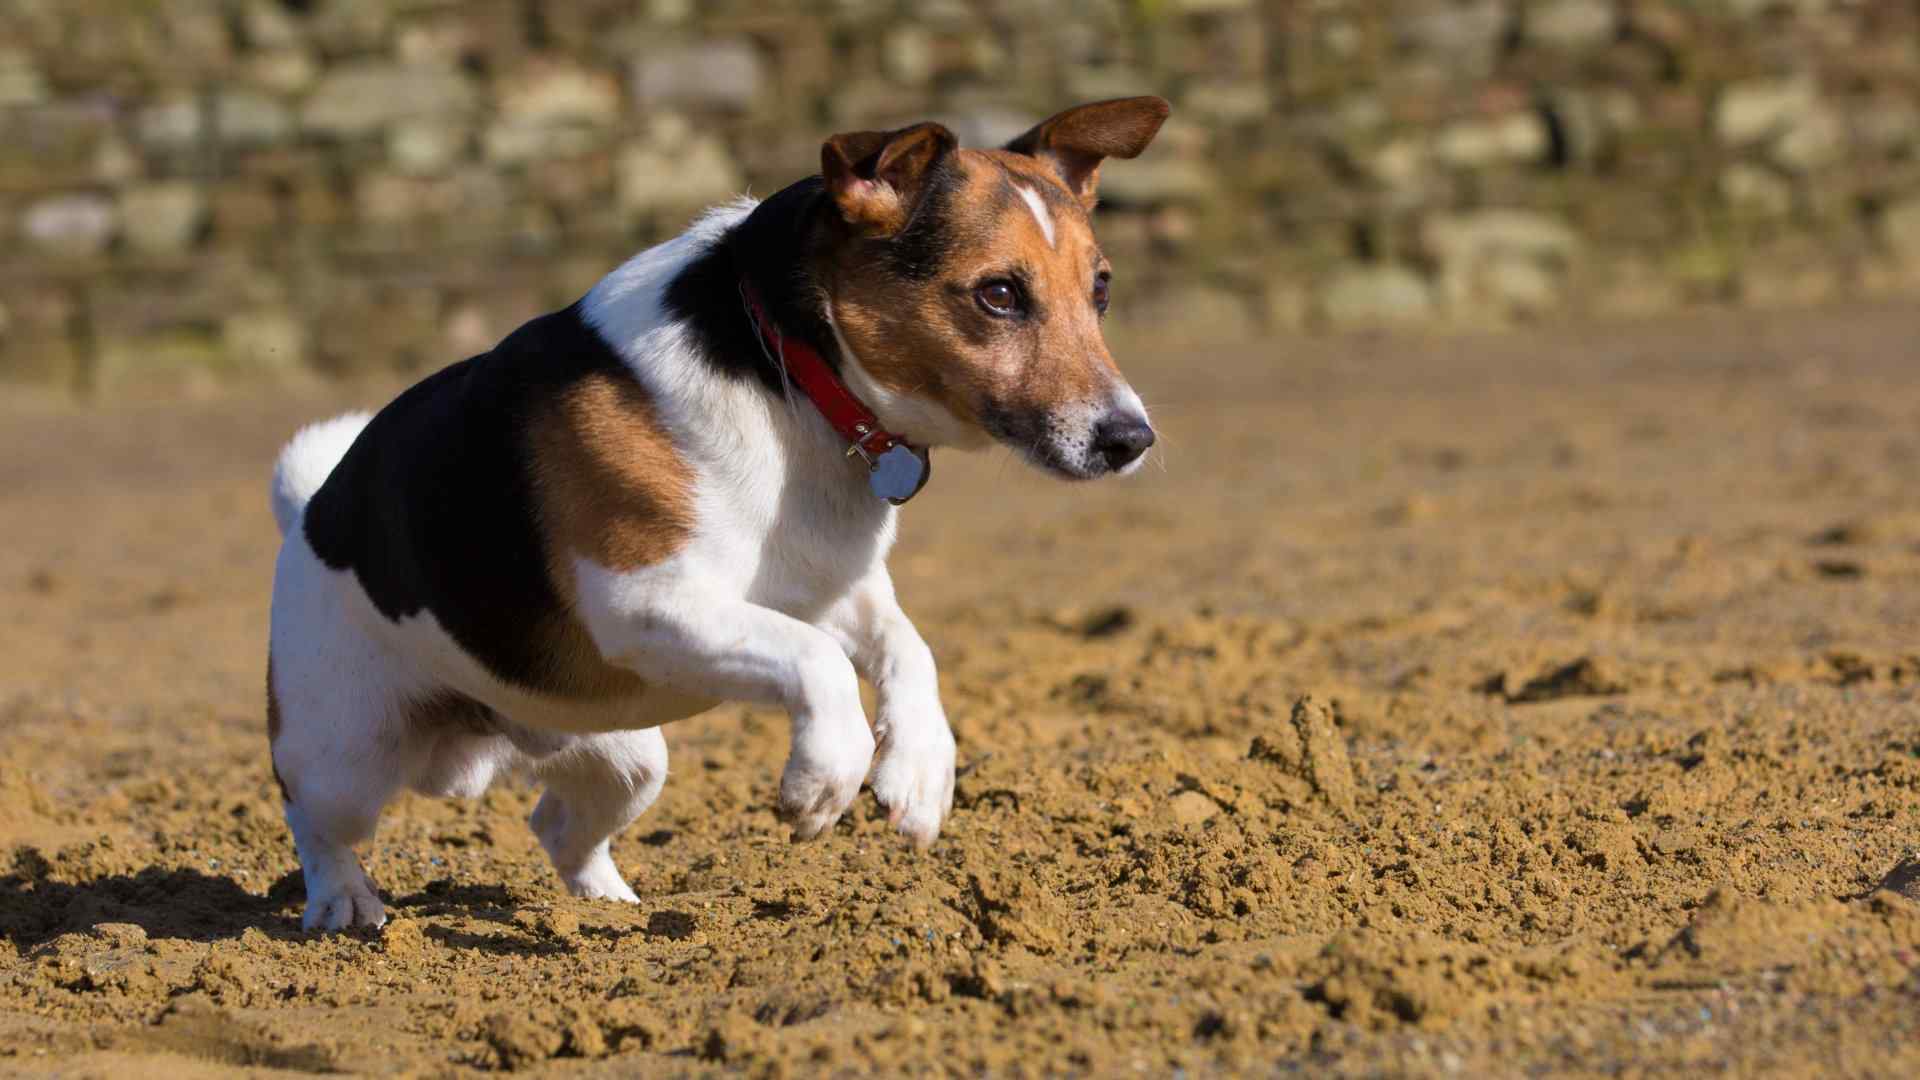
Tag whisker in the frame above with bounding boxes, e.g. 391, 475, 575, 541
1145, 425, 1173, 472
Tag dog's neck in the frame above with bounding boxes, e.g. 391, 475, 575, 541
655, 182, 935, 507
664, 178, 844, 397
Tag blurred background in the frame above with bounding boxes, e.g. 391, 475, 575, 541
2, 0, 1918, 397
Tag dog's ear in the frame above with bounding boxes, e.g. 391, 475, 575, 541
1005, 96, 1170, 210
822, 121, 959, 237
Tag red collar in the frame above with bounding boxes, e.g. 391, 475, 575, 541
739, 280, 930, 503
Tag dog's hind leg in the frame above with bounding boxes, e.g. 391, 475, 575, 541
281, 776, 394, 931
268, 545, 423, 932
270, 663, 413, 930
528, 728, 667, 902
269, 645, 420, 931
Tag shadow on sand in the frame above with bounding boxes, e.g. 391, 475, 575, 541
0, 854, 543, 949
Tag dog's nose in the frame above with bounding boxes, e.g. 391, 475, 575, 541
1093, 414, 1155, 470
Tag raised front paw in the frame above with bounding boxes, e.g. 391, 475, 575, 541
869, 724, 956, 849
778, 724, 876, 842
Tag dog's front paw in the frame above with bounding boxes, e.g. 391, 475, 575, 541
302, 872, 387, 932
778, 725, 876, 842
870, 725, 956, 849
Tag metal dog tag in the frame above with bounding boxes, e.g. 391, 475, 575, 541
868, 444, 931, 505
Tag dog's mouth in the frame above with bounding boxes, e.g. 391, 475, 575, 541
1026, 439, 1103, 481
983, 404, 1154, 481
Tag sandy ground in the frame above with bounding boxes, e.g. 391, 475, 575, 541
1, 305, 1918, 1077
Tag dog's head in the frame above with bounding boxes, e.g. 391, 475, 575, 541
814, 97, 1168, 479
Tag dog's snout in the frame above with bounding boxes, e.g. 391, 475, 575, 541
1093, 414, 1155, 471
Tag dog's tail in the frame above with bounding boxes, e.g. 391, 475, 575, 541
271, 412, 372, 537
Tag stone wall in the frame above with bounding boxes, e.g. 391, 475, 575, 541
3, 1, 1918, 395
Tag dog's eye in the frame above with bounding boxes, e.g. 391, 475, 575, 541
1093, 274, 1111, 315
975, 280, 1020, 317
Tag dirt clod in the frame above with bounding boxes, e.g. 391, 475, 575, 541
484, 1009, 565, 1070
1168, 789, 1221, 826
1289, 695, 1357, 813
1483, 657, 1628, 703
380, 917, 425, 957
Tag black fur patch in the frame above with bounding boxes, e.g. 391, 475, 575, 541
665, 163, 967, 389
664, 177, 838, 393
301, 303, 634, 698
881, 157, 966, 282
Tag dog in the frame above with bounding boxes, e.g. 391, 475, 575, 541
266, 97, 1168, 931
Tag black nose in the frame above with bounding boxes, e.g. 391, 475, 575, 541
1093, 415, 1155, 471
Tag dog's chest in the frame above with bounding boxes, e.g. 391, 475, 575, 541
690, 448, 898, 620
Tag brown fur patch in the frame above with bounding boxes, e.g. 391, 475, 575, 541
400, 688, 574, 758
266, 654, 281, 743
403, 688, 502, 735
524, 370, 694, 698
266, 654, 289, 802
529, 370, 695, 575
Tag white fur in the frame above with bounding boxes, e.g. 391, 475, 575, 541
826, 312, 991, 451
267, 199, 958, 931
1015, 182, 1056, 248
271, 411, 371, 535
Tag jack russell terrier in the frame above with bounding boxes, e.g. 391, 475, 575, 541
267, 97, 1168, 931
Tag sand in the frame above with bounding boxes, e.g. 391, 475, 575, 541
1, 304, 1917, 1076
